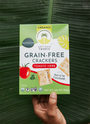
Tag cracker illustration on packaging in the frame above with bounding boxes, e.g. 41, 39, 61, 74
37, 69, 52, 86
58, 57, 69, 76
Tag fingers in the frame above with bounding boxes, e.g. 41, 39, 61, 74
48, 92, 57, 115
32, 95, 39, 107
32, 95, 47, 121
39, 95, 46, 102
39, 95, 49, 102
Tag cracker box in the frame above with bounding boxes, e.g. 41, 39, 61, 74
19, 24, 70, 94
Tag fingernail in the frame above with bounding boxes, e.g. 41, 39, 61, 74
50, 92, 56, 98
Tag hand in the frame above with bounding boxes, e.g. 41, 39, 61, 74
32, 92, 66, 124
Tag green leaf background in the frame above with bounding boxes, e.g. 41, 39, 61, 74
0, 0, 90, 124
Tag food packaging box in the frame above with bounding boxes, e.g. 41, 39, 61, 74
19, 24, 70, 94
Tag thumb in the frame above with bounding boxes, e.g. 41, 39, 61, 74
48, 92, 57, 115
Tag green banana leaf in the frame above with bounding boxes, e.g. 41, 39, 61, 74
0, 0, 90, 124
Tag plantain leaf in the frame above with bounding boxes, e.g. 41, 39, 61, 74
0, 0, 90, 124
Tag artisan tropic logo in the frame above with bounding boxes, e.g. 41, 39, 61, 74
36, 25, 53, 44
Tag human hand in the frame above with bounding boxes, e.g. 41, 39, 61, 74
32, 92, 66, 124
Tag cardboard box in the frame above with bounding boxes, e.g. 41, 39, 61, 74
19, 24, 70, 94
